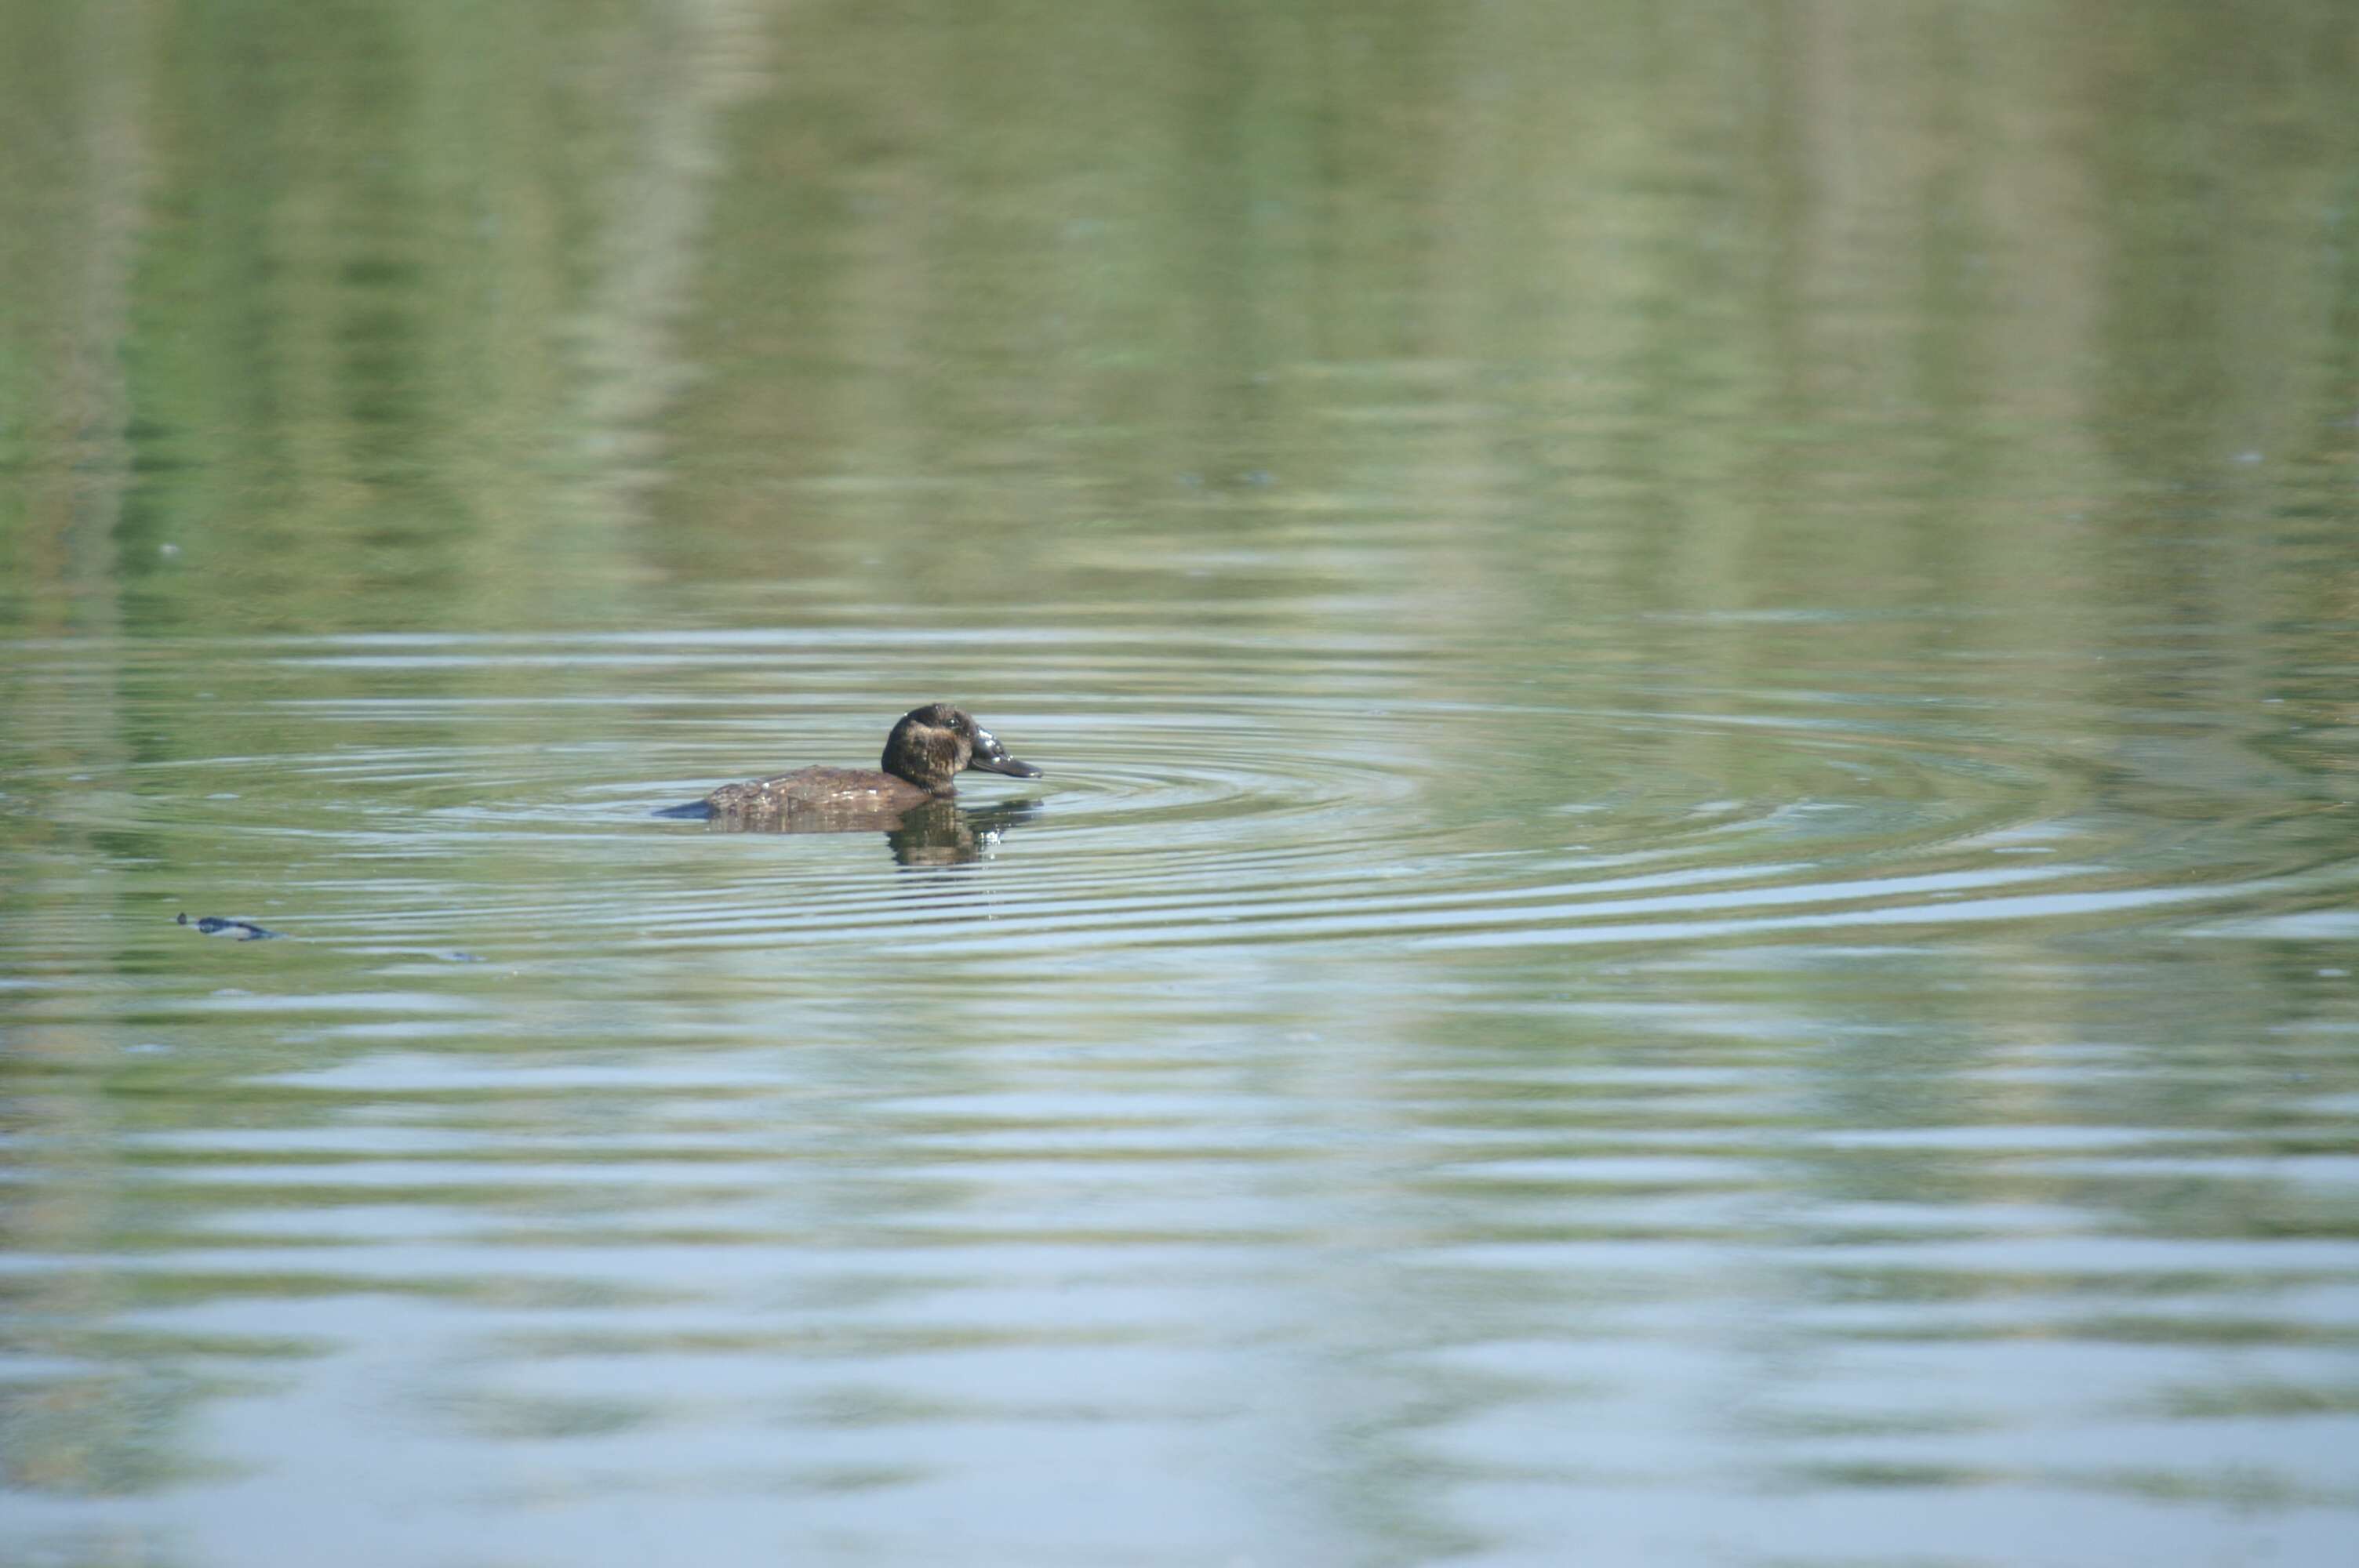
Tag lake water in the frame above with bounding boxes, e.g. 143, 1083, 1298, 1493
5, 3, 2359, 1565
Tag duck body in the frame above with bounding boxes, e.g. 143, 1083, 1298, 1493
660, 703, 1041, 828
698, 765, 941, 822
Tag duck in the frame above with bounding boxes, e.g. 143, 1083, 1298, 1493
658, 703, 1042, 826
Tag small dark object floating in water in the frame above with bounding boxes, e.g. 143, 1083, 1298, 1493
176, 912, 282, 941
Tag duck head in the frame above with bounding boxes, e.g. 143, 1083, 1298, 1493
882, 703, 1045, 793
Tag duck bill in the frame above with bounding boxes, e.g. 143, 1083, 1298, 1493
965, 727, 1043, 779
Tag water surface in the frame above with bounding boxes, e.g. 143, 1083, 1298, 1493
5, 3, 2359, 1565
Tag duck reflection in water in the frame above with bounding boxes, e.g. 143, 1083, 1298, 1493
740, 795, 1041, 867
656, 703, 1044, 866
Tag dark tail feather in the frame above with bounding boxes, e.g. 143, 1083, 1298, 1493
652, 799, 714, 820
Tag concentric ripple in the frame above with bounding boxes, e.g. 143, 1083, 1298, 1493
15, 630, 2344, 964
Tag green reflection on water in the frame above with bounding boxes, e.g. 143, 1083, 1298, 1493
1, 0, 2353, 639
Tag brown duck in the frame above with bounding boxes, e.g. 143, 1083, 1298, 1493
659, 703, 1042, 826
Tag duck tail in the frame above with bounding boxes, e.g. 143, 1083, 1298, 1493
652, 799, 715, 820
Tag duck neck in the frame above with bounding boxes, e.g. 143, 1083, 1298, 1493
884, 728, 963, 793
